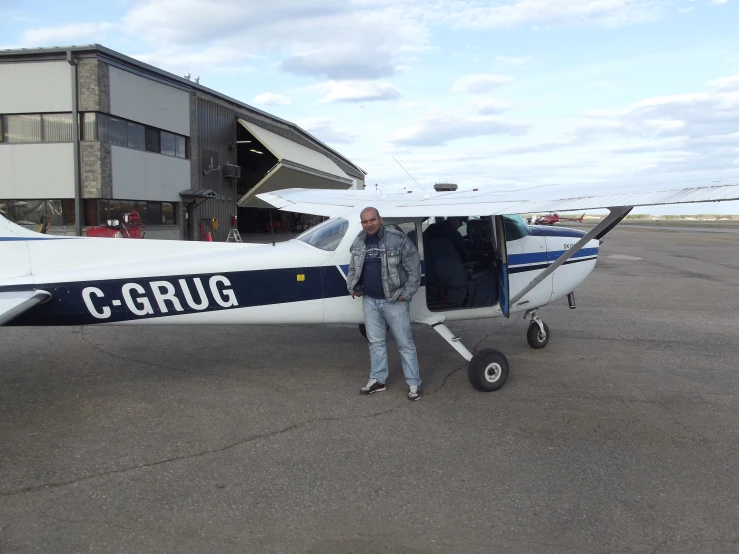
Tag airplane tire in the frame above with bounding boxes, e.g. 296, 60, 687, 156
467, 348, 509, 392
527, 322, 550, 349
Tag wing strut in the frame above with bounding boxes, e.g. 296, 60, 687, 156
510, 206, 632, 307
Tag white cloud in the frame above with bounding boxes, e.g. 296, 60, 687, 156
709, 75, 739, 91
132, 43, 256, 75
253, 93, 291, 106
494, 55, 535, 66
708, 0, 729, 5
388, 113, 529, 146
314, 81, 401, 103
296, 117, 358, 144
474, 98, 514, 114
21, 22, 118, 46
438, 0, 665, 29
119, 0, 430, 80
17, 0, 668, 83
451, 74, 513, 94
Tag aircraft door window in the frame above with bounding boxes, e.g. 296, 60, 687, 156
296, 218, 349, 251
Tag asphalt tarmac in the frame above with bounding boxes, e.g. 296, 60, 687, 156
2, 227, 738, 554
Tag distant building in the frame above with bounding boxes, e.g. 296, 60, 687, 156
0, 44, 365, 239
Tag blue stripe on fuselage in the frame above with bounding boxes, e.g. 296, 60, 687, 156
3, 265, 351, 326
508, 247, 598, 267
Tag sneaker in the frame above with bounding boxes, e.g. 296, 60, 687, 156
407, 386, 421, 401
360, 378, 386, 395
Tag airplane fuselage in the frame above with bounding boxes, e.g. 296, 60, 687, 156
1, 212, 599, 327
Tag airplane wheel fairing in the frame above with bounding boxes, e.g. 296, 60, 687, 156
468, 349, 509, 392
527, 322, 550, 349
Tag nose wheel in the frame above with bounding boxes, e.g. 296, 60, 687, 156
524, 309, 550, 349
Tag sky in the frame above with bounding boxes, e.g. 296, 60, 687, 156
2, 0, 739, 214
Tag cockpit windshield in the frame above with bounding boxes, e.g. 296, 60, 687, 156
296, 218, 349, 251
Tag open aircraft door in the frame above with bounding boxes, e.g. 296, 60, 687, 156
492, 216, 510, 317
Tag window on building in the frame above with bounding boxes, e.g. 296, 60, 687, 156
147, 202, 162, 225
162, 202, 176, 225
84, 199, 99, 226
0, 117, 3, 143
175, 135, 186, 159
79, 113, 188, 159
5, 115, 42, 143
97, 113, 108, 143
61, 199, 76, 225
108, 117, 128, 147
42, 114, 74, 142
127, 122, 145, 150
161, 131, 176, 156
145, 127, 160, 153
82, 113, 97, 141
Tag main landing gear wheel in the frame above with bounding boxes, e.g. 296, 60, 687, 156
527, 322, 550, 349
467, 348, 509, 392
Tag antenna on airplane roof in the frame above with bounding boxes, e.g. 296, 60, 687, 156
392, 156, 429, 195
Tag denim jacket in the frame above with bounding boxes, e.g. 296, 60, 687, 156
346, 226, 421, 302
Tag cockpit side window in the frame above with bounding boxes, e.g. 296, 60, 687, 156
297, 218, 349, 251
503, 215, 529, 241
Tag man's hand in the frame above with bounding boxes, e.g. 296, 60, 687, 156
352, 291, 363, 298
397, 296, 406, 302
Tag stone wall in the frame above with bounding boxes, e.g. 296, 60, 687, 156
80, 142, 112, 198
77, 59, 109, 113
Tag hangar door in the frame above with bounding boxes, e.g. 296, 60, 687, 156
236, 119, 354, 210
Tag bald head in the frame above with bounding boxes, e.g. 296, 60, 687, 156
360, 206, 382, 236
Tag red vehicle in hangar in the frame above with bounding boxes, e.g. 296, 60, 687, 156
534, 213, 585, 225
86, 211, 146, 239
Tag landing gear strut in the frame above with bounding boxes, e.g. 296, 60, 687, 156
426, 319, 510, 392
524, 309, 550, 349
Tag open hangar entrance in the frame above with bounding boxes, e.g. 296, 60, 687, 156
234, 119, 355, 234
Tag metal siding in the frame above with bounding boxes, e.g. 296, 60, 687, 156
194, 97, 237, 242
108, 66, 190, 136
0, 61, 73, 113
110, 146, 190, 202
0, 143, 75, 198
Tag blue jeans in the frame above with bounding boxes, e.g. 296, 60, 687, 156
363, 296, 421, 387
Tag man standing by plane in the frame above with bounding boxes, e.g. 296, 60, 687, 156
347, 207, 423, 400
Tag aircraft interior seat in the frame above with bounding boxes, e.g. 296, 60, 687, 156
466, 219, 491, 253
424, 237, 498, 307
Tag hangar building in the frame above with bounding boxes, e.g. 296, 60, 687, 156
0, 44, 365, 240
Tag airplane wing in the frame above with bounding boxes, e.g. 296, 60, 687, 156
0, 291, 51, 326
257, 182, 739, 218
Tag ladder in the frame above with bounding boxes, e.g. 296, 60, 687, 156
226, 229, 243, 243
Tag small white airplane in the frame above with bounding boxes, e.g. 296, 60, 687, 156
2, 183, 738, 391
